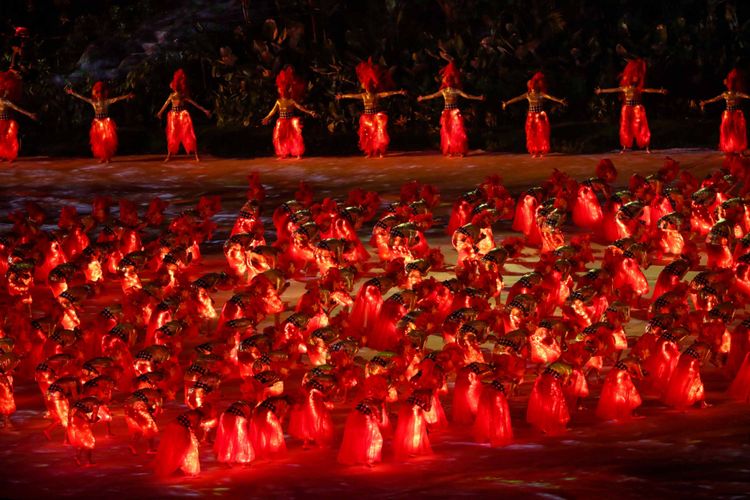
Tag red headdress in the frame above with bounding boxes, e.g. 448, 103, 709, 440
170, 69, 189, 96
356, 58, 380, 92
620, 59, 646, 88
0, 71, 22, 102
527, 72, 546, 93
275, 66, 306, 100
440, 61, 462, 90
91, 81, 107, 100
726, 69, 742, 92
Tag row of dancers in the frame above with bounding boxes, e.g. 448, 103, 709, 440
2, 154, 750, 474
0, 59, 748, 164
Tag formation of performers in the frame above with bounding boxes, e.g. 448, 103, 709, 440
0, 58, 748, 164
2, 153, 750, 475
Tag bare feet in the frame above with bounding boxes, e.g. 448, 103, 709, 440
163, 155, 171, 163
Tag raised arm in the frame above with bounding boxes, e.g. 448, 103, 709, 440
156, 96, 172, 119
2, 99, 37, 120
186, 98, 212, 117
292, 100, 318, 117
261, 101, 279, 125
542, 93, 567, 106
501, 93, 528, 110
65, 87, 94, 105
336, 92, 363, 101
456, 89, 484, 101
377, 89, 408, 98
594, 87, 622, 95
417, 90, 443, 102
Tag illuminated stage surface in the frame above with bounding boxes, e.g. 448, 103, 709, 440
1, 149, 749, 498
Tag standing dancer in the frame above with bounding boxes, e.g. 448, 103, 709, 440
261, 66, 317, 159
157, 69, 211, 162
700, 69, 748, 155
417, 61, 484, 157
502, 72, 566, 158
336, 58, 407, 158
595, 59, 667, 153
0, 70, 37, 163
66, 82, 134, 163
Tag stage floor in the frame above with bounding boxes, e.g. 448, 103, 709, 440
1, 149, 748, 498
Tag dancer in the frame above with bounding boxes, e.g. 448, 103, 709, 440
157, 69, 211, 162
700, 69, 748, 155
336, 58, 407, 158
65, 82, 134, 163
337, 398, 385, 466
0, 70, 37, 163
261, 66, 317, 159
502, 72, 566, 157
595, 59, 667, 153
214, 400, 255, 466
417, 61, 484, 157
67, 397, 101, 467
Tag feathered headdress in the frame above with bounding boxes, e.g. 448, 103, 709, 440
170, 69, 189, 96
527, 72, 546, 93
91, 81, 107, 100
440, 61, 462, 89
726, 69, 742, 92
275, 66, 306, 101
356, 57, 393, 92
620, 59, 646, 88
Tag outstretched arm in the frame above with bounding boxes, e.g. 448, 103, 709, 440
377, 90, 408, 98
261, 101, 279, 125
501, 93, 527, 110
156, 97, 171, 119
336, 92, 363, 100
736, 92, 750, 100
106, 93, 135, 106
417, 90, 443, 102
595, 87, 622, 95
293, 100, 318, 117
543, 93, 567, 106
642, 87, 668, 95
2, 99, 37, 120
456, 89, 485, 101
65, 87, 94, 105
699, 94, 724, 109
186, 98, 212, 117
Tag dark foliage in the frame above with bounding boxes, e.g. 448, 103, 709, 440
1, 0, 748, 155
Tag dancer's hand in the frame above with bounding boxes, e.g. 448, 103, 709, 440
64, 86, 73, 95
205, 110, 212, 118
501, 101, 507, 110
29, 113, 38, 121
261, 117, 270, 125
660, 88, 668, 95
561, 98, 568, 106
127, 93, 135, 100
594, 88, 601, 95
335, 94, 342, 100
480, 95, 486, 101
417, 96, 424, 102
399, 90, 408, 96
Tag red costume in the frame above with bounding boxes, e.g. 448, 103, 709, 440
525, 72, 550, 156
393, 393, 432, 460
356, 59, 390, 157
439, 62, 468, 156
595, 360, 642, 421
154, 410, 204, 478
272, 67, 306, 158
0, 71, 22, 161
663, 343, 708, 409
214, 401, 255, 465
719, 70, 747, 154
337, 399, 384, 466
166, 70, 197, 155
473, 380, 513, 447
618, 60, 650, 150
89, 82, 118, 161
526, 363, 570, 435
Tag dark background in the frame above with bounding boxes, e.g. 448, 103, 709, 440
1, 0, 748, 156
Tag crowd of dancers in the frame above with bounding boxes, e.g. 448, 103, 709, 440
2, 150, 750, 476
0, 58, 748, 164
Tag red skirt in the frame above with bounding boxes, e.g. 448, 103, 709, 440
214, 412, 255, 464
641, 340, 681, 397
619, 104, 650, 149
358, 112, 389, 156
67, 412, 95, 450
440, 108, 468, 156
273, 117, 304, 158
595, 369, 642, 420
166, 109, 197, 155
349, 284, 384, 341
663, 356, 704, 409
154, 422, 200, 477
90, 118, 118, 161
0, 119, 19, 161
250, 410, 286, 459
393, 405, 431, 460
337, 410, 383, 465
572, 185, 603, 230
288, 392, 333, 445
0, 376, 15, 416
525, 111, 550, 156
452, 372, 482, 424
728, 352, 750, 403
423, 392, 448, 431
720, 109, 747, 154
526, 374, 569, 435
473, 387, 513, 447
125, 404, 159, 439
